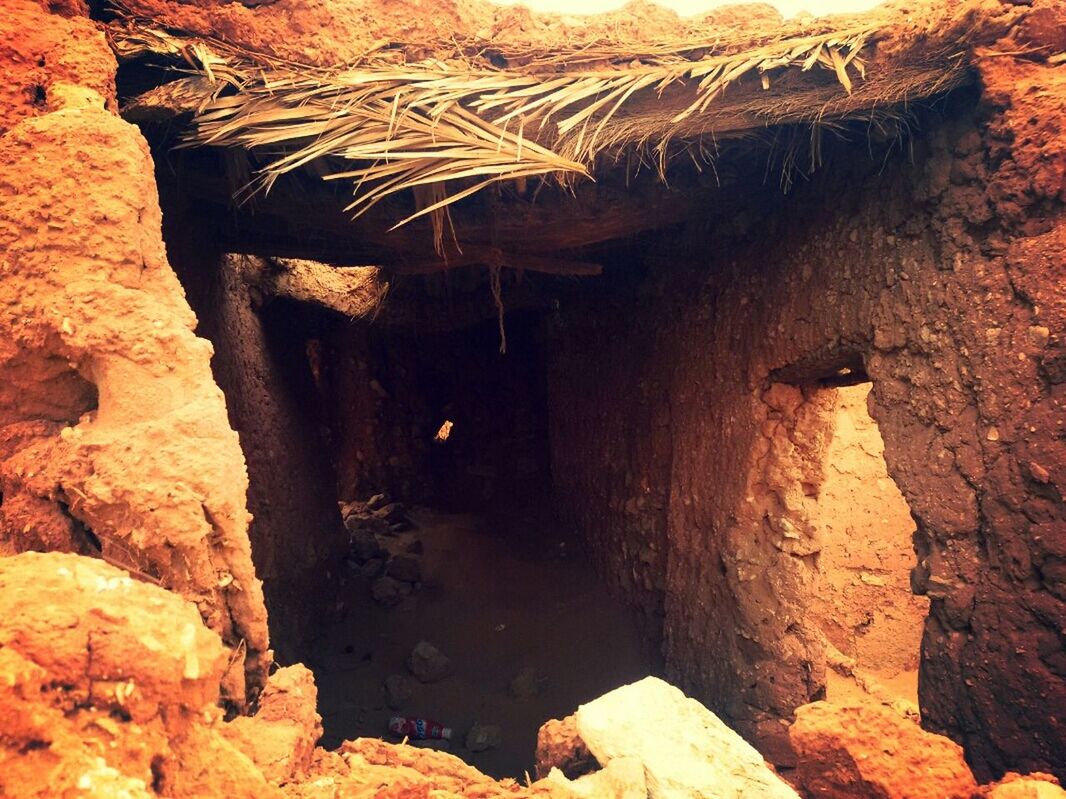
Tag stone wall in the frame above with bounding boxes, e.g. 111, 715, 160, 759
549, 48, 1066, 778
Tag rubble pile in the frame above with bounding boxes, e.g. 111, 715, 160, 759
3, 550, 1065, 798
340, 494, 425, 608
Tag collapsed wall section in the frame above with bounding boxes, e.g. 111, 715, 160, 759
549, 48, 1066, 778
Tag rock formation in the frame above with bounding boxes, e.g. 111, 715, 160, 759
0, 0, 269, 706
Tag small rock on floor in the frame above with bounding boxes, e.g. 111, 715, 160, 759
407, 640, 452, 683
339, 500, 364, 522
354, 556, 386, 579
371, 575, 411, 607
375, 502, 407, 523
388, 555, 422, 584
347, 524, 384, 562
384, 674, 413, 710
465, 723, 501, 752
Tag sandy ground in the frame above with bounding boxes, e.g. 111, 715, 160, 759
308, 508, 662, 779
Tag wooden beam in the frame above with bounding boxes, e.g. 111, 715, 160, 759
388, 246, 602, 276
165, 159, 727, 271
239, 253, 558, 331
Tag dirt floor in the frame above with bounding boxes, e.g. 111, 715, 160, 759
308, 507, 662, 779
809, 384, 928, 711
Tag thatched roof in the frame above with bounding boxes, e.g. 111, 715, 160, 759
111, 0, 989, 238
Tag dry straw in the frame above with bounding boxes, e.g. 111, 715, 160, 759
111, 13, 968, 231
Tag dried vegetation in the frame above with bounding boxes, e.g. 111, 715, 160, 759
110, 2, 976, 231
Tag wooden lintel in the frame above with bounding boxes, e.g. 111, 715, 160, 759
388, 246, 602, 276
240, 256, 389, 318
166, 161, 727, 272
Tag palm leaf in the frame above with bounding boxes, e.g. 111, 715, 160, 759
107, 18, 970, 227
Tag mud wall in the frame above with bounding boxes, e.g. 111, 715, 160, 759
324, 325, 436, 503
0, 0, 270, 704
323, 311, 552, 510
547, 296, 672, 620
549, 51, 1066, 778
164, 215, 350, 663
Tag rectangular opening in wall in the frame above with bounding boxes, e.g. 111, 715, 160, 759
807, 382, 929, 713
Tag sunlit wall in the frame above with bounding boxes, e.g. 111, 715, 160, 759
489, 0, 885, 19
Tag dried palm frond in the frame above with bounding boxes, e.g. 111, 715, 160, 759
182, 60, 592, 227
111, 15, 967, 227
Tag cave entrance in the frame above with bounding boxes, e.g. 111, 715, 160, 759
806, 382, 928, 711
304, 306, 661, 778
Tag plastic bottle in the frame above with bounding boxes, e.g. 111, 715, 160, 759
388, 716, 452, 741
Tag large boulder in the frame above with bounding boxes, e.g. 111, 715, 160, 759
789, 701, 978, 799
0, 552, 281, 799
574, 676, 799, 799
984, 773, 1066, 799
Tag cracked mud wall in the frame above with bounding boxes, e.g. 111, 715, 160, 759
549, 44, 1066, 779
0, 0, 270, 703
163, 203, 349, 664
806, 383, 927, 683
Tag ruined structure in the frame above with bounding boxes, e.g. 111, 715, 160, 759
1, 0, 1064, 795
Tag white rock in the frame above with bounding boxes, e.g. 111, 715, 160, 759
574, 676, 799, 799
543, 758, 647, 799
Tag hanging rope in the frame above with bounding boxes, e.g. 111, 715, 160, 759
488, 262, 507, 354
